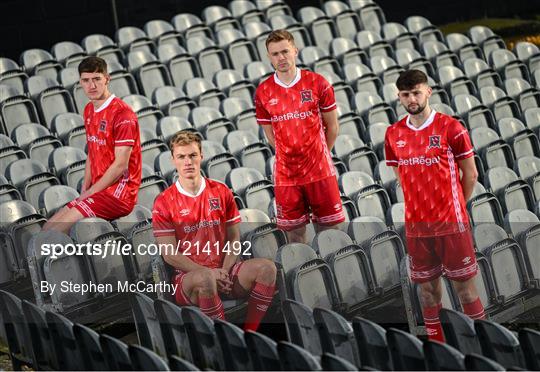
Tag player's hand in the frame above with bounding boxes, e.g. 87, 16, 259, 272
212, 268, 233, 294
79, 188, 93, 200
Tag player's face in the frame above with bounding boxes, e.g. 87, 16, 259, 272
267, 39, 298, 74
172, 142, 203, 180
80, 72, 111, 101
398, 83, 432, 115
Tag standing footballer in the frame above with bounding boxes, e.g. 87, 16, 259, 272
385, 70, 485, 342
254, 29, 345, 243
43, 56, 141, 233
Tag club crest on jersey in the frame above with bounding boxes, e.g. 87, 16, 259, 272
428, 135, 441, 149
208, 197, 221, 211
99, 119, 107, 132
300, 89, 313, 103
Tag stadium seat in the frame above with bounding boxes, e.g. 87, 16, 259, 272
49, 145, 86, 183
100, 334, 133, 370
485, 166, 535, 213
321, 353, 359, 371
45, 310, 83, 370
268, 15, 312, 49
138, 174, 168, 210
20, 48, 62, 79
282, 299, 322, 355
423, 40, 461, 69
518, 328, 540, 371
154, 299, 194, 362
243, 21, 272, 61
490, 49, 530, 82
405, 15, 444, 44
203, 5, 241, 32
82, 34, 125, 64
504, 77, 540, 112
524, 107, 540, 135
277, 341, 322, 371
105, 61, 140, 98
353, 91, 396, 125
0, 58, 28, 95
214, 69, 256, 104
344, 63, 382, 97
153, 87, 196, 119
244, 61, 274, 86
157, 44, 201, 88
323, 2, 362, 40
132, 293, 166, 357
216, 29, 259, 71
229, 0, 265, 25
127, 50, 172, 98
169, 355, 200, 371
314, 307, 361, 366
499, 118, 540, 159
423, 340, 466, 370
116, 26, 155, 54
220, 97, 258, 134
298, 6, 339, 50
352, 317, 393, 370
51, 41, 87, 68
473, 223, 508, 252
481, 85, 523, 121
453, 94, 496, 130
438, 65, 477, 98
129, 345, 170, 371
515, 155, 540, 200
38, 185, 79, 217
383, 22, 419, 51
370, 55, 404, 85
475, 319, 527, 369
300, 46, 342, 76
214, 318, 254, 370
0, 90, 40, 136
395, 48, 435, 78
73, 323, 108, 370
186, 36, 231, 80
181, 307, 225, 370
465, 353, 506, 371
144, 19, 184, 47
387, 328, 425, 370
183, 77, 227, 111
349, 0, 386, 34
0, 290, 34, 370
225, 129, 272, 172
463, 58, 503, 90
51, 112, 84, 145
357, 30, 394, 60
469, 25, 506, 60
171, 13, 213, 40
439, 308, 483, 354
446, 32, 484, 62
330, 38, 367, 68
244, 330, 281, 371
514, 41, 540, 73
20, 299, 57, 370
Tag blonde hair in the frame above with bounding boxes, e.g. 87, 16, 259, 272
169, 130, 202, 154
265, 29, 295, 49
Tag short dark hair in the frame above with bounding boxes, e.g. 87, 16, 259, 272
265, 29, 295, 49
396, 70, 428, 91
78, 56, 108, 75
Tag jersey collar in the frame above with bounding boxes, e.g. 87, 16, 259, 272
274, 68, 301, 89
175, 177, 206, 198
406, 109, 437, 131
94, 94, 116, 113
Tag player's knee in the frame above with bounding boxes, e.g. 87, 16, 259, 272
420, 284, 442, 306
454, 281, 478, 304
258, 260, 277, 282
196, 269, 217, 294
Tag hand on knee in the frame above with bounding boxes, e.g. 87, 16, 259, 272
197, 269, 218, 297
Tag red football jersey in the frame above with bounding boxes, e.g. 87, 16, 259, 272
84, 95, 141, 206
152, 178, 241, 269
384, 111, 474, 237
254, 69, 336, 186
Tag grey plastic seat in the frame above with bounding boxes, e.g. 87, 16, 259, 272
352, 317, 392, 370
171, 13, 213, 40
216, 29, 259, 71
475, 320, 527, 369
269, 15, 312, 49
370, 55, 404, 84
489, 49, 529, 81
343, 63, 382, 97
51, 41, 87, 67
51, 112, 85, 146
422, 40, 461, 69
45, 311, 83, 370
224, 130, 272, 175
244, 330, 280, 371
255, 0, 293, 19
100, 335, 132, 370
438, 65, 477, 97
189, 106, 235, 143
244, 61, 274, 85
514, 41, 540, 73
116, 26, 155, 54
480, 86, 521, 121
49, 146, 87, 184
499, 118, 540, 160
351, 1, 386, 34
339, 171, 375, 200
469, 25, 506, 59
129, 345, 169, 371
485, 166, 535, 213
72, 324, 108, 370
519, 328, 540, 371
20, 48, 61, 79
330, 38, 367, 67
105, 61, 140, 98
405, 15, 444, 43
6, 158, 59, 208
214, 319, 253, 370
152, 86, 194, 118
243, 21, 273, 59
463, 57, 503, 89
504, 77, 540, 112
382, 22, 419, 51
82, 34, 125, 64
203, 5, 241, 32
452, 94, 496, 130
220, 97, 257, 133
387, 328, 425, 370
278, 341, 322, 371
144, 19, 184, 47
127, 50, 172, 97
214, 69, 255, 103
323, 1, 362, 40
446, 32, 484, 61
524, 107, 540, 135
353, 91, 395, 125
356, 30, 394, 59
297, 6, 338, 50
157, 116, 193, 143
131, 293, 166, 357
281, 299, 322, 355
0, 58, 28, 94
395, 48, 435, 77
11, 123, 51, 150
229, 0, 265, 24
470, 127, 514, 169
186, 36, 231, 79
423, 340, 466, 370
25, 75, 76, 128
157, 44, 201, 87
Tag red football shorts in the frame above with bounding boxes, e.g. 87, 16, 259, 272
274, 176, 345, 231
406, 230, 478, 283
67, 190, 134, 220
173, 261, 244, 306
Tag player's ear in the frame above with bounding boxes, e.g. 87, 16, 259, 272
426, 86, 433, 98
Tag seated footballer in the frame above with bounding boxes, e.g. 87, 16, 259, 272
152, 130, 277, 331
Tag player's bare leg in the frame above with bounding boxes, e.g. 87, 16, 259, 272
314, 222, 342, 233
233, 258, 277, 331
181, 268, 225, 319
286, 225, 307, 244
42, 206, 85, 234
419, 277, 445, 342
451, 275, 486, 320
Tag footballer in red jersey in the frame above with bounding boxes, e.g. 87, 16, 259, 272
43, 57, 141, 234
385, 70, 485, 342
152, 131, 276, 331
255, 29, 344, 243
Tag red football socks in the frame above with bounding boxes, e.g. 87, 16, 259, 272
244, 281, 275, 332
199, 294, 225, 320
423, 302, 445, 342
462, 297, 485, 320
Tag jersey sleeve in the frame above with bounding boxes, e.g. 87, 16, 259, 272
113, 109, 139, 147
447, 119, 474, 160
152, 194, 176, 237
223, 187, 241, 225
319, 75, 337, 113
384, 128, 399, 167
254, 88, 272, 126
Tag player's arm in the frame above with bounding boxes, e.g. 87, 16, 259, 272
458, 156, 478, 201
81, 158, 92, 193
262, 125, 275, 148
322, 109, 339, 151
82, 146, 132, 197
222, 223, 241, 272
157, 235, 207, 272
